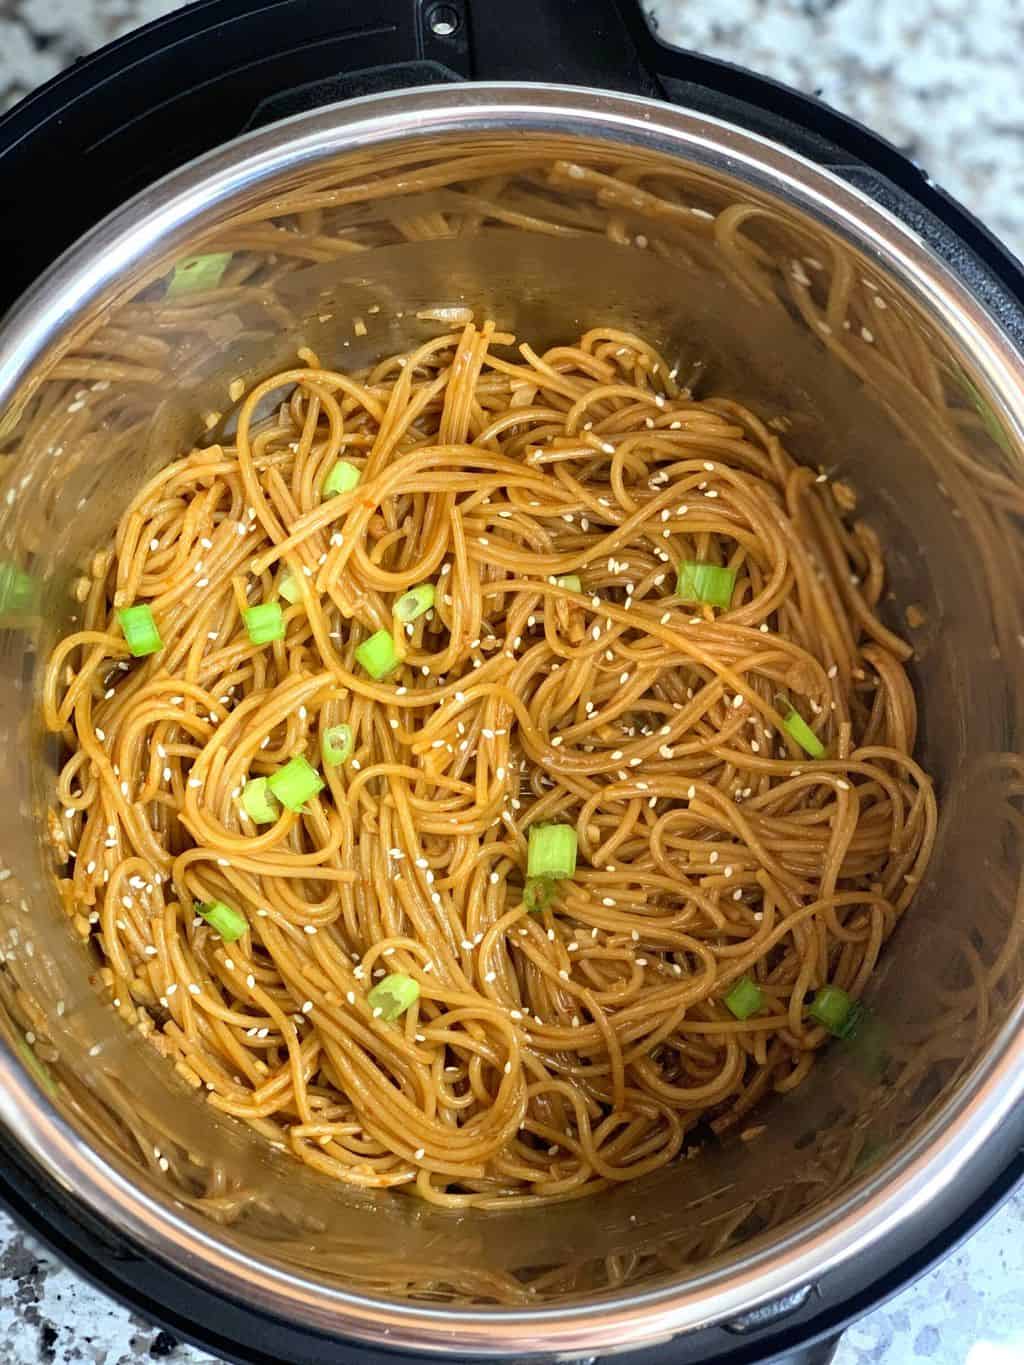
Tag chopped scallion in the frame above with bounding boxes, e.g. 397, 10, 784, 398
322, 460, 361, 498
322, 723, 353, 767
243, 602, 285, 646
356, 629, 401, 680
166, 252, 232, 297
17, 1037, 56, 1097
676, 560, 736, 610
952, 368, 1013, 456
0, 562, 35, 614
267, 755, 324, 811
809, 984, 860, 1038
394, 583, 435, 623
523, 877, 558, 913
367, 973, 420, 1021
554, 574, 582, 592
776, 694, 826, 758
527, 823, 578, 880
198, 900, 247, 942
118, 603, 162, 657
241, 777, 280, 824
847, 1006, 887, 1077
724, 977, 763, 1020
854, 1137, 887, 1172
279, 571, 301, 604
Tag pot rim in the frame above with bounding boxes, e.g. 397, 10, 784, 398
1, 82, 1023, 1356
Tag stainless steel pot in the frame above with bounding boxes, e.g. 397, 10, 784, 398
0, 84, 1022, 1361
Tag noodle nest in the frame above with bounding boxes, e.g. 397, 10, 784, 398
46, 323, 936, 1208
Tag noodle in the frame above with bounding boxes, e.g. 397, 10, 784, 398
45, 322, 936, 1208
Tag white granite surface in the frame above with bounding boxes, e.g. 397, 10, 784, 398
0, 1, 1021, 1361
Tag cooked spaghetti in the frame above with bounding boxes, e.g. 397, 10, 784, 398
45, 323, 936, 1208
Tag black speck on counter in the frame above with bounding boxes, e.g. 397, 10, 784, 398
149, 1331, 180, 1359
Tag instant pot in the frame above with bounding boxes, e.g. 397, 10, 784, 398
0, 3, 1022, 1364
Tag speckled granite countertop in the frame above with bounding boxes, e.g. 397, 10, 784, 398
0, 2, 1022, 1362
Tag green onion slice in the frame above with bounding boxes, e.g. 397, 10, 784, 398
809, 984, 860, 1038
198, 900, 247, 942
523, 877, 558, 914
527, 823, 578, 880
322, 723, 354, 767
367, 973, 420, 1021
279, 571, 302, 604
0, 562, 36, 614
356, 629, 401, 680
846, 1006, 887, 1078
243, 602, 285, 646
776, 694, 826, 758
554, 574, 582, 592
394, 583, 436, 623
322, 460, 361, 498
17, 1038, 57, 1098
166, 252, 233, 297
951, 367, 1012, 456
240, 777, 280, 824
676, 560, 736, 610
724, 977, 763, 1020
854, 1137, 887, 1172
118, 603, 162, 657
267, 755, 324, 812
